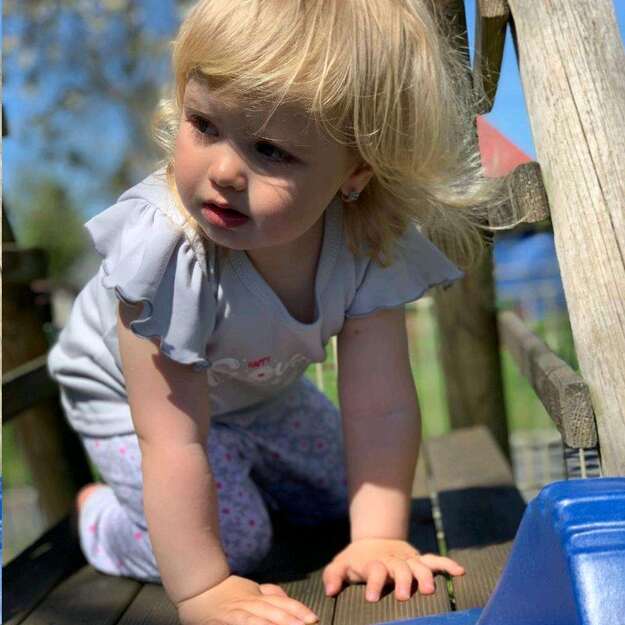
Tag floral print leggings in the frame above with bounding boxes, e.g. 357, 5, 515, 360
78, 377, 348, 581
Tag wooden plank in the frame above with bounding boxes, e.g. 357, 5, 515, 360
19, 567, 141, 625
449, 543, 512, 610
498, 310, 597, 448
488, 162, 551, 228
432, 247, 510, 459
2, 245, 49, 284
424, 427, 526, 611
3, 245, 84, 521
473, 0, 510, 113
250, 516, 350, 623
116, 583, 178, 625
432, 486, 523, 550
3, 205, 16, 243
120, 581, 337, 625
424, 427, 514, 492
508, 0, 625, 475
333, 581, 449, 625
3, 517, 86, 625
283, 573, 337, 625
251, 516, 350, 585
505, 162, 550, 223
117, 519, 348, 625
2, 355, 58, 423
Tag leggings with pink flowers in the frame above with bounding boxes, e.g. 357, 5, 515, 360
78, 377, 348, 581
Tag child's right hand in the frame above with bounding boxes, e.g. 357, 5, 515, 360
176, 575, 319, 625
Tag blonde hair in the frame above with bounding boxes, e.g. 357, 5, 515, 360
154, 0, 505, 268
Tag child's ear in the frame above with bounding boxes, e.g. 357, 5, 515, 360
341, 162, 374, 197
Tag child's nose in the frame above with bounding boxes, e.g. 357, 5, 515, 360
207, 145, 246, 192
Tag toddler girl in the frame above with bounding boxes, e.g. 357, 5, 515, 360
49, 1, 498, 624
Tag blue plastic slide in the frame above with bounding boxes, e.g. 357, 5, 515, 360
382, 478, 625, 625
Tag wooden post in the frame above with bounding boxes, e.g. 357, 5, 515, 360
2, 239, 92, 525
433, 247, 510, 458
431, 0, 510, 457
508, 0, 625, 475
473, 0, 510, 114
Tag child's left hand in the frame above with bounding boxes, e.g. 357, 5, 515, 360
322, 538, 464, 602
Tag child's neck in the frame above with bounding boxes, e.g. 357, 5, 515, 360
245, 216, 324, 324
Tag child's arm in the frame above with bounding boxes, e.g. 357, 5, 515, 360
118, 302, 318, 625
117, 302, 229, 601
323, 307, 463, 601
337, 307, 420, 539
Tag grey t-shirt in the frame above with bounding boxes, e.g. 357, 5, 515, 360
48, 170, 463, 436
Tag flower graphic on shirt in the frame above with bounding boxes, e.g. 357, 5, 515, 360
205, 353, 311, 386
206, 358, 241, 387
248, 365, 275, 382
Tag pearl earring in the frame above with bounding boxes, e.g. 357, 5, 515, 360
341, 190, 360, 202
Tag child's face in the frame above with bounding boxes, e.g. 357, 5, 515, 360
174, 79, 368, 252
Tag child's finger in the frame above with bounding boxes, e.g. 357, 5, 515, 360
418, 554, 465, 576
225, 607, 275, 625
322, 561, 348, 596
364, 560, 388, 602
258, 595, 319, 624
388, 559, 414, 601
243, 597, 318, 625
406, 560, 435, 594
259, 583, 289, 597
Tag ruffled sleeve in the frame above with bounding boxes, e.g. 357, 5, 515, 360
345, 224, 464, 318
85, 196, 216, 370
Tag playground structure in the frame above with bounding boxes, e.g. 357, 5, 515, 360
3, 1, 625, 624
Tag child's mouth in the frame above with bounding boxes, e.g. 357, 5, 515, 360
201, 202, 250, 229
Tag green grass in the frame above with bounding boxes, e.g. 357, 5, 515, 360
3, 422, 34, 486
304, 302, 575, 439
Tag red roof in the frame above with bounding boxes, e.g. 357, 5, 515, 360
477, 116, 531, 177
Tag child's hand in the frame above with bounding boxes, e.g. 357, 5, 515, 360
322, 539, 464, 602
176, 575, 319, 625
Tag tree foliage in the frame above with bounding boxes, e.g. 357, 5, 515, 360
15, 177, 89, 281
3, 0, 191, 196
3, 1, 194, 282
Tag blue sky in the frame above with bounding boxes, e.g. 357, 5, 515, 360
4, 1, 625, 220
471, 2, 625, 158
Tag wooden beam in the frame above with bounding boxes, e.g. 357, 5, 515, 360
2, 517, 87, 624
20, 566, 142, 625
473, 0, 510, 113
2, 355, 58, 422
498, 310, 597, 448
433, 244, 510, 458
508, 0, 625, 475
2, 246, 90, 523
3, 244, 49, 284
3, 207, 16, 243
423, 427, 525, 611
488, 161, 551, 228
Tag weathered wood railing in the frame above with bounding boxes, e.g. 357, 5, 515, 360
508, 0, 625, 475
466, 0, 625, 475
2, 239, 93, 527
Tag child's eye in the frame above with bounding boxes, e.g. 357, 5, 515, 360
255, 141, 294, 164
188, 114, 217, 138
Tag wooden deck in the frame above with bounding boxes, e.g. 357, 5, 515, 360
4, 426, 526, 625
